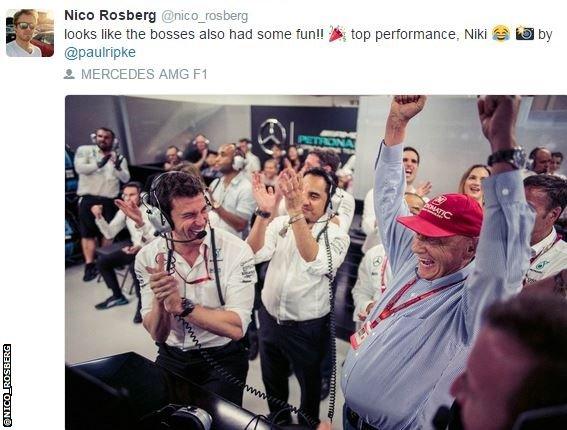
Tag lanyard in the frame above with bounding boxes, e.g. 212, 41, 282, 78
368, 276, 468, 330
530, 235, 561, 265
175, 246, 213, 285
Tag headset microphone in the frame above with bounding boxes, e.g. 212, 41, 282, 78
159, 229, 208, 242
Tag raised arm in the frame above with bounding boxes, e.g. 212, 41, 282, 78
463, 96, 534, 337
375, 96, 427, 273
247, 172, 278, 253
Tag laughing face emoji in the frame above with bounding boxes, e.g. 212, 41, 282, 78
492, 25, 510, 42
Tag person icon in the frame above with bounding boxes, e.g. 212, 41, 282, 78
64, 69, 75, 79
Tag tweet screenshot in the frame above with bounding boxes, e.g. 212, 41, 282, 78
2, 0, 566, 429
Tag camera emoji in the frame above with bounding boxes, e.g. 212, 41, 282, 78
516, 26, 534, 40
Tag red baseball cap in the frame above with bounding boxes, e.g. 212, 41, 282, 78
396, 194, 483, 238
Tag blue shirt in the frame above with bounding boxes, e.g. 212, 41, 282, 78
341, 143, 534, 430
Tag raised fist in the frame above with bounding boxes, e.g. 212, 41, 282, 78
90, 204, 103, 219
477, 96, 521, 151
390, 95, 427, 123
385, 95, 427, 147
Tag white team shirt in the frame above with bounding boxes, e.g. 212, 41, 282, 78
135, 227, 257, 350
209, 171, 256, 238
524, 229, 567, 285
351, 244, 392, 322
94, 206, 156, 247
74, 145, 130, 198
251, 215, 350, 321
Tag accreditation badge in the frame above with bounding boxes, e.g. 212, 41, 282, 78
350, 321, 372, 350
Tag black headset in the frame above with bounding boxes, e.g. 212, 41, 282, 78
145, 170, 224, 305
304, 167, 338, 214
145, 171, 211, 236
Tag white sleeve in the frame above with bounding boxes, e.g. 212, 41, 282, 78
303, 227, 350, 276
94, 211, 126, 240
134, 246, 155, 317
335, 190, 355, 233
352, 252, 376, 321
74, 146, 99, 175
361, 188, 376, 236
113, 156, 130, 183
223, 245, 257, 333
251, 217, 283, 264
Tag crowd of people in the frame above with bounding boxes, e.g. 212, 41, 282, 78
69, 96, 567, 429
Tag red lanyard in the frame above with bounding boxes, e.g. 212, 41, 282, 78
530, 235, 561, 265
368, 276, 467, 329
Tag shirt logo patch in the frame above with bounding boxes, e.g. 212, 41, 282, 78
534, 260, 550, 271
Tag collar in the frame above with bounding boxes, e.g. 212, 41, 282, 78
531, 229, 557, 257
159, 226, 213, 263
223, 170, 246, 186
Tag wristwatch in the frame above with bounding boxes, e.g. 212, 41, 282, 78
255, 208, 272, 219
178, 297, 196, 318
212, 201, 221, 210
487, 147, 526, 169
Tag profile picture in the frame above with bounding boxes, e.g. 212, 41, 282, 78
6, 9, 54, 57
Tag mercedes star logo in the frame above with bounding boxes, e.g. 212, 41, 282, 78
257, 118, 287, 155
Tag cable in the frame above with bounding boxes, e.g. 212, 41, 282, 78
323, 225, 337, 422
174, 314, 317, 427
243, 413, 268, 430
163, 221, 337, 427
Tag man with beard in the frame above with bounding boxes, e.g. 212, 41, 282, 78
74, 127, 130, 281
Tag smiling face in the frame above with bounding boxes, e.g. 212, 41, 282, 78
450, 327, 535, 430
463, 167, 490, 203
263, 159, 278, 180
524, 186, 560, 245
411, 233, 476, 280
300, 173, 329, 223
169, 194, 209, 243
403, 149, 419, 185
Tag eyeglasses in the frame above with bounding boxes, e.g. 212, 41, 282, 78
16, 22, 36, 30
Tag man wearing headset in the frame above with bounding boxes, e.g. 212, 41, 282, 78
208, 143, 256, 239
237, 138, 262, 175
247, 167, 350, 426
74, 127, 130, 282
135, 171, 256, 406
91, 182, 155, 322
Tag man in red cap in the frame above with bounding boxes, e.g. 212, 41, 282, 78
340, 96, 534, 430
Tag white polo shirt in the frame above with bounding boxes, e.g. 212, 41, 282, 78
135, 227, 256, 350
94, 206, 156, 247
252, 215, 350, 321
209, 172, 256, 239
524, 229, 567, 285
74, 145, 130, 198
351, 244, 392, 322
